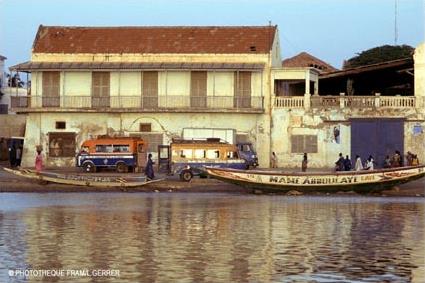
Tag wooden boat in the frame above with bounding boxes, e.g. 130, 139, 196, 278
204, 165, 425, 193
3, 167, 162, 188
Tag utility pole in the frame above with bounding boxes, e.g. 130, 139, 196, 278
394, 0, 398, 45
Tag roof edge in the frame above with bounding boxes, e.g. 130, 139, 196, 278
320, 57, 413, 79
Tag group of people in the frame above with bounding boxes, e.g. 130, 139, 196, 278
336, 150, 420, 172
335, 153, 361, 171
405, 151, 420, 167
8, 144, 23, 168
351, 155, 375, 171
383, 150, 420, 168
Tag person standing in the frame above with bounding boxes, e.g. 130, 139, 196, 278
15, 146, 22, 168
301, 153, 308, 172
335, 153, 345, 171
145, 153, 155, 180
383, 155, 391, 168
354, 155, 363, 171
343, 155, 352, 171
35, 147, 43, 173
365, 155, 374, 170
391, 150, 401, 167
406, 151, 413, 166
411, 154, 419, 166
271, 152, 277, 168
9, 144, 16, 168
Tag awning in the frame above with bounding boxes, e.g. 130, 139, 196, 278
10, 61, 265, 72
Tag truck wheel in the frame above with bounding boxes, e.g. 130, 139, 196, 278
83, 162, 96, 173
180, 170, 193, 182
116, 162, 128, 173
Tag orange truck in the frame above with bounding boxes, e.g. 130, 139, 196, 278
76, 137, 147, 173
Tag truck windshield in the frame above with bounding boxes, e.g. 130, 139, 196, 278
240, 144, 251, 151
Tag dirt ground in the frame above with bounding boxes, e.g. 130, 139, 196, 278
0, 164, 423, 196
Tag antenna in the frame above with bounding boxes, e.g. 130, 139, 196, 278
394, 0, 398, 45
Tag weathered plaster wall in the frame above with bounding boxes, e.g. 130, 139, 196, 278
21, 112, 266, 168
0, 58, 5, 88
404, 121, 425, 163
0, 114, 26, 138
414, 42, 425, 109
271, 106, 424, 169
270, 29, 282, 67
271, 108, 350, 168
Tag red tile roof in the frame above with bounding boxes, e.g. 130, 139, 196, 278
282, 52, 338, 72
33, 25, 277, 54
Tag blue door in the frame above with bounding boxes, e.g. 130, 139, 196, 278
351, 119, 404, 168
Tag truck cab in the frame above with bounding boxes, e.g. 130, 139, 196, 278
237, 142, 258, 168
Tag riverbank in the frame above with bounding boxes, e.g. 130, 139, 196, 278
0, 165, 424, 196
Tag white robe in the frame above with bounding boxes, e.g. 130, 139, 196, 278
355, 158, 363, 171
365, 159, 374, 170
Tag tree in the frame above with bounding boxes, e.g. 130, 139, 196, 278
343, 45, 414, 69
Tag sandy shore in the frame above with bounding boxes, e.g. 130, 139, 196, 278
0, 166, 424, 196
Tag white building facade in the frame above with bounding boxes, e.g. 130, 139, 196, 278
10, 26, 424, 169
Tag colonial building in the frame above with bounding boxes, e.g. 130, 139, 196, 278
272, 43, 424, 168
9, 25, 424, 169
9, 25, 316, 168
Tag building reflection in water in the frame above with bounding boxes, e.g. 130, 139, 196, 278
0, 194, 423, 283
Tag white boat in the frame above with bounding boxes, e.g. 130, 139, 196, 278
3, 167, 162, 188
204, 165, 425, 193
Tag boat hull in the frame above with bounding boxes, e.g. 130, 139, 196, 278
205, 166, 425, 193
3, 168, 161, 188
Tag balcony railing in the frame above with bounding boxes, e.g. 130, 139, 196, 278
274, 96, 304, 108
274, 95, 417, 109
10, 95, 264, 111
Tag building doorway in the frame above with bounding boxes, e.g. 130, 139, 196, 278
350, 119, 404, 168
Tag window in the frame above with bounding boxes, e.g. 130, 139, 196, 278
206, 149, 220, 159
48, 132, 76, 157
92, 72, 110, 108
140, 123, 152, 132
226, 151, 238, 159
239, 144, 251, 152
291, 135, 318, 153
190, 71, 207, 108
142, 71, 158, 108
172, 149, 193, 159
42, 72, 60, 107
55, 121, 66, 129
95, 144, 113, 153
234, 71, 251, 108
194, 149, 206, 159
113, 145, 130, 152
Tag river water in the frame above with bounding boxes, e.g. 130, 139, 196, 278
0, 193, 424, 283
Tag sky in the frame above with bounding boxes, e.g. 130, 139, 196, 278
0, 0, 424, 70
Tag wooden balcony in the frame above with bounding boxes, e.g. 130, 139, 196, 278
10, 95, 264, 113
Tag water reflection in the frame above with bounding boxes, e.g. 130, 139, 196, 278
0, 193, 424, 282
